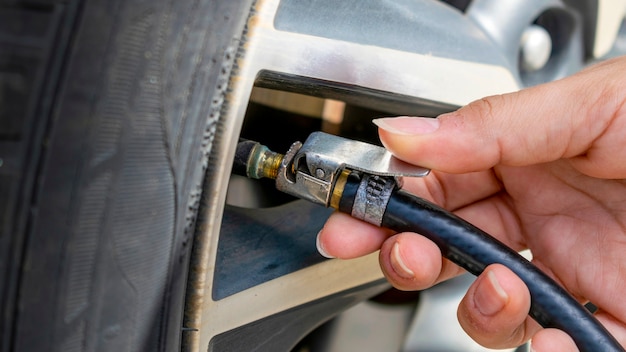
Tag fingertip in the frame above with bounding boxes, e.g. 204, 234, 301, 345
473, 269, 509, 317
378, 233, 442, 291
389, 241, 416, 279
374, 116, 442, 169
374, 114, 499, 174
319, 212, 389, 259
530, 328, 578, 352
315, 230, 335, 259
458, 264, 533, 348
373, 116, 440, 135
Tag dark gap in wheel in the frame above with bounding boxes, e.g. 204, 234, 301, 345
229, 87, 386, 209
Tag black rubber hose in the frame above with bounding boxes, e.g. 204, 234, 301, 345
232, 139, 257, 177
339, 183, 623, 351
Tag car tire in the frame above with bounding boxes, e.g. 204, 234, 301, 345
0, 0, 253, 350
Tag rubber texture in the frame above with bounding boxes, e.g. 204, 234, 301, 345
232, 139, 258, 178
0, 0, 253, 351
337, 175, 623, 352
384, 191, 624, 352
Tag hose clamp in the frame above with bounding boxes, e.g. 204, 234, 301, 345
352, 174, 398, 226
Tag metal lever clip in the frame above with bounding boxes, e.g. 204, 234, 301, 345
275, 131, 430, 207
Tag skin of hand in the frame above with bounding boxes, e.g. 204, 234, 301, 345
316, 56, 626, 351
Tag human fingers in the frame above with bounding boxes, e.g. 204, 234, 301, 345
330, 190, 525, 289
377, 232, 465, 290
457, 266, 626, 351
370, 197, 522, 293
316, 212, 393, 259
530, 328, 578, 352
373, 56, 626, 178
318, 216, 467, 288
318, 169, 503, 260
457, 264, 537, 349
317, 216, 467, 290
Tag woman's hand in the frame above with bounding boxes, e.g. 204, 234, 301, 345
317, 56, 626, 350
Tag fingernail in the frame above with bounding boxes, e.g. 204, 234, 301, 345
372, 116, 440, 135
474, 270, 509, 316
390, 241, 415, 279
316, 231, 335, 258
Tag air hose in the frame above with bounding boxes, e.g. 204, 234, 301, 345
233, 133, 624, 352
337, 171, 623, 352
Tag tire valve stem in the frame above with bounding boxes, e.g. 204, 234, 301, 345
233, 139, 284, 180
232, 132, 429, 209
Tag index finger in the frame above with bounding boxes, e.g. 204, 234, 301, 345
318, 168, 502, 259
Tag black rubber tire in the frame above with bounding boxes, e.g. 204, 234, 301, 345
0, 0, 253, 350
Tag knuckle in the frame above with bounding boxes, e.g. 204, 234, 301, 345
462, 95, 504, 124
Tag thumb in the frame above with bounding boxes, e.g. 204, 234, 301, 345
373, 57, 626, 177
